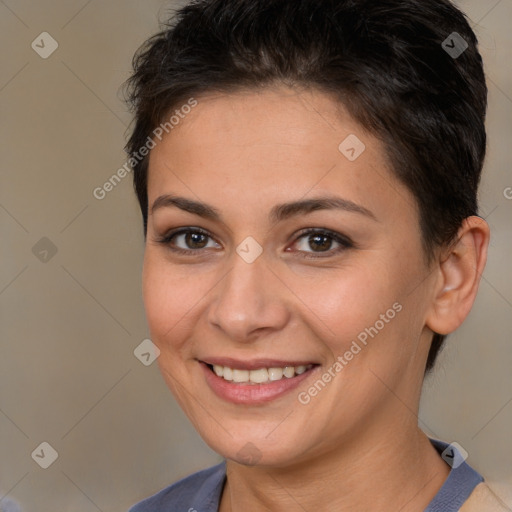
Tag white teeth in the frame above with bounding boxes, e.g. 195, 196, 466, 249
232, 369, 249, 382
268, 367, 283, 381
249, 368, 269, 383
210, 363, 313, 384
283, 366, 295, 378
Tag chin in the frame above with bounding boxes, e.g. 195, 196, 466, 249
200, 427, 311, 468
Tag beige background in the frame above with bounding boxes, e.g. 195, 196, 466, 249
1, 1, 511, 510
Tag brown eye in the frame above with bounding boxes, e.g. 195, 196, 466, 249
292, 229, 353, 259
156, 228, 221, 254
307, 234, 333, 252
183, 231, 209, 249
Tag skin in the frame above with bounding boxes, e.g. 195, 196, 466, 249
142, 86, 490, 511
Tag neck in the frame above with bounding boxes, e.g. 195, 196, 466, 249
220, 419, 450, 512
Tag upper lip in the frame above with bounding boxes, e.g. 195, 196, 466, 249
199, 357, 318, 370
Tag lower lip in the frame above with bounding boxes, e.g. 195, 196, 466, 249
201, 362, 318, 405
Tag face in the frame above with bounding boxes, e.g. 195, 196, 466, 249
143, 86, 437, 467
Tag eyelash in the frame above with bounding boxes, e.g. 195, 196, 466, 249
155, 227, 354, 260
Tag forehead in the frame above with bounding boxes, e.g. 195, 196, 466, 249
146, 86, 417, 226
151, 86, 372, 165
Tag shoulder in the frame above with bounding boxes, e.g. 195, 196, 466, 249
460, 483, 511, 512
128, 462, 226, 512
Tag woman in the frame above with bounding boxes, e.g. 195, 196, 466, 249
124, 0, 505, 510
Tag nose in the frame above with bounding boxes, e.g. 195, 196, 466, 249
207, 253, 290, 343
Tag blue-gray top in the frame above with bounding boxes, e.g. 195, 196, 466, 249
129, 438, 483, 512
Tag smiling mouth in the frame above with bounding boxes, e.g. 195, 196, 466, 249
204, 363, 317, 384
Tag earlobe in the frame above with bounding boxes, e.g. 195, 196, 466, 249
426, 216, 490, 335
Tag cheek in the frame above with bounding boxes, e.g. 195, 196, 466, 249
289, 263, 396, 345
141, 252, 202, 351
293, 258, 422, 379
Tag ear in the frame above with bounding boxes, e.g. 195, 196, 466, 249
425, 216, 490, 335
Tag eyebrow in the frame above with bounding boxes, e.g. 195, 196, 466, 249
150, 194, 377, 223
